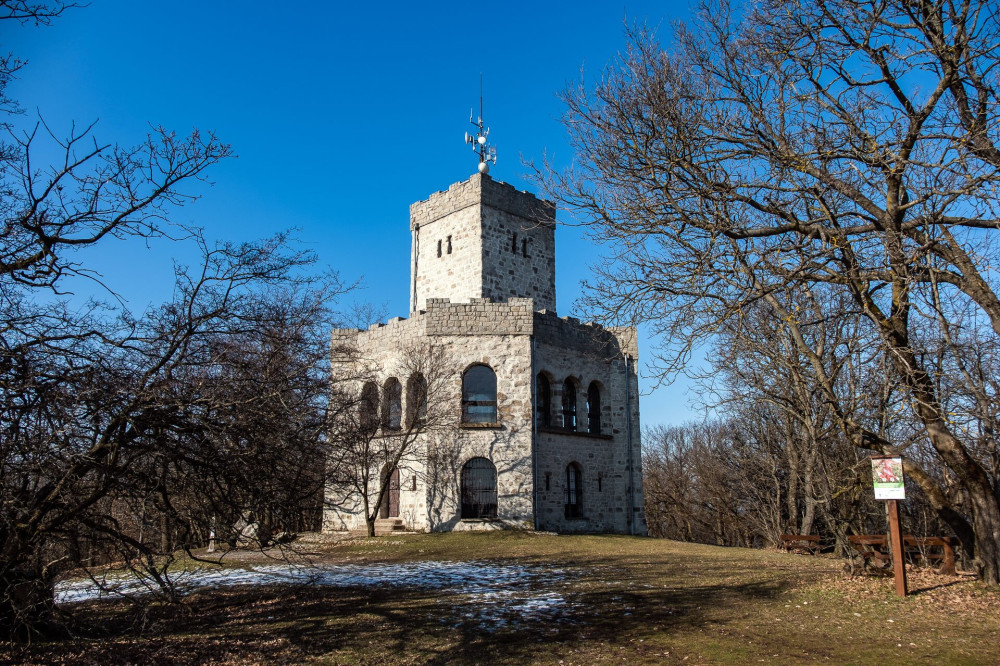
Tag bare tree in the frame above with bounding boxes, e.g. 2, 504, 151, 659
0, 3, 347, 637
326, 343, 456, 537
543, 0, 1000, 582
0, 231, 345, 636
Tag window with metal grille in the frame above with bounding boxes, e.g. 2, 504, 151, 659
461, 457, 498, 519
462, 364, 497, 423
565, 462, 583, 519
587, 382, 601, 434
562, 378, 577, 430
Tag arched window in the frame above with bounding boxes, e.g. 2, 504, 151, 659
587, 382, 601, 435
381, 377, 402, 431
405, 373, 428, 427
462, 364, 497, 423
536, 373, 551, 427
461, 457, 498, 519
360, 381, 379, 434
565, 463, 583, 519
562, 378, 577, 430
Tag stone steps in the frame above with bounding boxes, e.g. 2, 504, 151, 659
349, 518, 408, 536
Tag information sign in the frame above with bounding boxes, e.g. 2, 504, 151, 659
871, 456, 905, 500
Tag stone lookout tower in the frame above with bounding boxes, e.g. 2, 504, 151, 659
324, 171, 645, 535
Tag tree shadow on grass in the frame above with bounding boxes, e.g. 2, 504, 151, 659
2, 570, 790, 665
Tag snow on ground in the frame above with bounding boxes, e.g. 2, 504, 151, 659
56, 560, 579, 630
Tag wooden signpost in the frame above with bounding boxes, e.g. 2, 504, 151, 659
871, 455, 907, 596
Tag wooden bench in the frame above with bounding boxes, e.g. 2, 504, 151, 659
779, 534, 823, 554
847, 535, 959, 575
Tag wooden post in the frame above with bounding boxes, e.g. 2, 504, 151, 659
887, 499, 908, 597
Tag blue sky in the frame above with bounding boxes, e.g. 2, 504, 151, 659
5, 0, 708, 426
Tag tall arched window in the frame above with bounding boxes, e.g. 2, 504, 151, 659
565, 463, 583, 519
360, 381, 379, 435
461, 457, 498, 519
562, 378, 577, 430
462, 364, 497, 423
405, 373, 428, 427
381, 377, 402, 431
536, 373, 551, 427
587, 382, 601, 435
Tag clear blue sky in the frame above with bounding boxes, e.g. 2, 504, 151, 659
5, 0, 709, 426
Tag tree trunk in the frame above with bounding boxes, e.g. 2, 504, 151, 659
969, 493, 1000, 584
786, 429, 801, 533
1, 565, 55, 640
891, 342, 1000, 582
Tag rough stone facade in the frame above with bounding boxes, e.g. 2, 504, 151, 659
410, 174, 556, 314
325, 174, 645, 535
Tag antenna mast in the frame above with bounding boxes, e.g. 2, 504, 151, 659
465, 74, 497, 175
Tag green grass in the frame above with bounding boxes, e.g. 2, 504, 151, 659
5, 532, 999, 664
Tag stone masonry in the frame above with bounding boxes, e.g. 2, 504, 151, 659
410, 174, 556, 314
324, 173, 645, 535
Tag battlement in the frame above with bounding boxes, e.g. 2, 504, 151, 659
331, 297, 537, 356
410, 174, 555, 230
333, 299, 636, 363
533, 310, 638, 360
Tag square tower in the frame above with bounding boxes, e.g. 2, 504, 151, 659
409, 173, 556, 313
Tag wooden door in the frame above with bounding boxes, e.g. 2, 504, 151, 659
388, 467, 400, 518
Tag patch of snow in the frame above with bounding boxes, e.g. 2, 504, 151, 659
55, 560, 579, 631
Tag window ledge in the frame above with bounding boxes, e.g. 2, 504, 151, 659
538, 426, 612, 440
460, 422, 503, 429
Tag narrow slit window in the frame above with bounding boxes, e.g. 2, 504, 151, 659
437, 239, 442, 258
447, 235, 452, 254
565, 463, 583, 519
511, 233, 518, 253
522, 238, 528, 257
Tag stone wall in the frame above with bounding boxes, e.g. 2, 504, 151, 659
325, 299, 535, 533
409, 174, 556, 313
324, 301, 646, 536
532, 312, 645, 535
410, 200, 482, 313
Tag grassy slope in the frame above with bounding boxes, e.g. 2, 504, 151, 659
5, 532, 1000, 665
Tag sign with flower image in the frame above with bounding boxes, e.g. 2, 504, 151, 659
871, 456, 905, 500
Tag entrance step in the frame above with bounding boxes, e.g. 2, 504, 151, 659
350, 518, 407, 536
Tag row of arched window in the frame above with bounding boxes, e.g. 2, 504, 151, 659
536, 374, 603, 435
360, 365, 605, 433
360, 374, 427, 432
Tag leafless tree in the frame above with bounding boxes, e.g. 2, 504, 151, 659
326, 343, 456, 537
1, 231, 346, 636
0, 3, 347, 637
544, 0, 1000, 582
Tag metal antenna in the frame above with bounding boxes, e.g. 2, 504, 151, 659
465, 73, 497, 175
